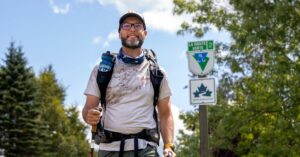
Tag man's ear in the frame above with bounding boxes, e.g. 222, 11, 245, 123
144, 30, 147, 36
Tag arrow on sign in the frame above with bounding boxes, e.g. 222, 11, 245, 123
193, 52, 210, 71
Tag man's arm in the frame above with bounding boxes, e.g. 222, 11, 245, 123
157, 96, 176, 156
82, 95, 101, 125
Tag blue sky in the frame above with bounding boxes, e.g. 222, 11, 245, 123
0, 0, 231, 140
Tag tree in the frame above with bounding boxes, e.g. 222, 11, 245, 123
0, 43, 89, 157
176, 110, 200, 157
62, 105, 89, 157
0, 42, 47, 157
34, 65, 67, 157
36, 66, 89, 157
174, 0, 300, 156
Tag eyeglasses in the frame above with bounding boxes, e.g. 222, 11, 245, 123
121, 23, 144, 31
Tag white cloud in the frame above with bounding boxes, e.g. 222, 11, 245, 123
97, 0, 191, 34
92, 30, 119, 48
52, 4, 70, 14
48, 0, 71, 14
92, 36, 103, 45
77, 0, 96, 4
107, 31, 119, 41
171, 104, 186, 141
103, 41, 110, 48
143, 10, 184, 34
76, 105, 85, 123
98, 0, 160, 12
95, 0, 236, 34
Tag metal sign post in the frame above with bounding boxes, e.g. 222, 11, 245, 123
187, 40, 216, 157
200, 103, 208, 157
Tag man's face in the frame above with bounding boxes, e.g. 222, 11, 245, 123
119, 17, 147, 49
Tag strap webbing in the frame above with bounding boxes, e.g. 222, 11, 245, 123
134, 137, 139, 157
118, 136, 139, 157
119, 139, 125, 157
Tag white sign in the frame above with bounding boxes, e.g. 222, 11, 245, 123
187, 40, 215, 76
190, 78, 216, 105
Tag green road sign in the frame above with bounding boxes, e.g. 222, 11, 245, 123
187, 40, 215, 76
188, 40, 214, 52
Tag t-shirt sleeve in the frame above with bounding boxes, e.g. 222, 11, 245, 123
158, 67, 172, 100
84, 65, 100, 98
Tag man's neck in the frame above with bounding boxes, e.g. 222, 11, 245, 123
122, 47, 142, 58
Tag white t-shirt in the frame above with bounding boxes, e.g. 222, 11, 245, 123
84, 57, 172, 151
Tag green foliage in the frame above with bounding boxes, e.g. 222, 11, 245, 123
175, 110, 200, 157
0, 43, 89, 157
36, 66, 89, 157
64, 105, 89, 157
174, 0, 300, 156
0, 42, 48, 157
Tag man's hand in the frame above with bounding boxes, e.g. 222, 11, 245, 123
86, 107, 102, 125
163, 148, 176, 157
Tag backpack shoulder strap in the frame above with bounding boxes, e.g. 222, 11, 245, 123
144, 49, 157, 62
144, 49, 164, 107
144, 49, 164, 145
96, 51, 117, 110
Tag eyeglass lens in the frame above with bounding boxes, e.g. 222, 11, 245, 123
122, 23, 144, 30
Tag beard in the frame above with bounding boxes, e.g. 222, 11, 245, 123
121, 36, 144, 49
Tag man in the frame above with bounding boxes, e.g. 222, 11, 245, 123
82, 10, 176, 157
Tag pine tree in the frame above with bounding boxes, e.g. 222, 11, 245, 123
0, 42, 46, 157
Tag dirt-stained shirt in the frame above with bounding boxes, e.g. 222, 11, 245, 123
84, 57, 172, 151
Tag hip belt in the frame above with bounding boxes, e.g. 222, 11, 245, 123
97, 128, 159, 157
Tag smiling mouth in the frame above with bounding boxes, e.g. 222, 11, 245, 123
127, 35, 138, 40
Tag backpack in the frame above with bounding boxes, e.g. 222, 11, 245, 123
95, 49, 164, 145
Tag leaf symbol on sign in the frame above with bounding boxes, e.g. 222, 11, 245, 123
193, 83, 212, 97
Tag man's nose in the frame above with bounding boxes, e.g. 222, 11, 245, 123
129, 26, 136, 31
